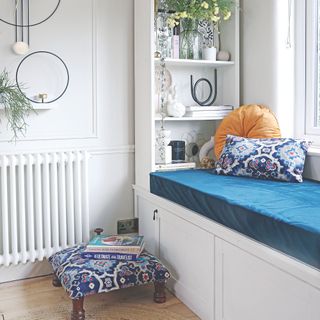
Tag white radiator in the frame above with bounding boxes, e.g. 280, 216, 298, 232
0, 151, 90, 266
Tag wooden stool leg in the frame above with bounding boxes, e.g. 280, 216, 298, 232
153, 281, 166, 303
71, 298, 85, 320
52, 274, 62, 287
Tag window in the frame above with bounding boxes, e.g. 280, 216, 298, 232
295, 0, 320, 146
317, 2, 320, 127
304, 0, 320, 142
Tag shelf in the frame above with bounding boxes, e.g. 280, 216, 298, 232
155, 116, 225, 121
155, 58, 234, 68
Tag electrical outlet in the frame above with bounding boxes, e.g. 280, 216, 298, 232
117, 218, 139, 235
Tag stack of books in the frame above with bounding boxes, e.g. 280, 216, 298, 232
185, 105, 234, 118
82, 234, 145, 261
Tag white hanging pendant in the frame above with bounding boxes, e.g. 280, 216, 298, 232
12, 41, 29, 55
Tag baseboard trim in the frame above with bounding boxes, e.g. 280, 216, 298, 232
0, 260, 52, 284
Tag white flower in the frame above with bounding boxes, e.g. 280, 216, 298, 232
180, 11, 188, 19
211, 15, 220, 23
224, 11, 232, 20
201, 1, 209, 9
167, 17, 177, 28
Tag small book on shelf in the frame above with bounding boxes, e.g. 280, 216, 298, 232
185, 105, 234, 112
155, 162, 196, 171
185, 111, 231, 117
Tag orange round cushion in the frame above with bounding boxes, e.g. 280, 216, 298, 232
214, 104, 281, 159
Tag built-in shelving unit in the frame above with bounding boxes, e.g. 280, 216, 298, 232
135, 0, 239, 189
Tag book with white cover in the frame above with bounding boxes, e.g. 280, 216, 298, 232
185, 110, 231, 117
155, 162, 196, 171
186, 105, 234, 112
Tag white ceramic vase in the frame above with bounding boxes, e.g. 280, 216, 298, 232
203, 47, 217, 61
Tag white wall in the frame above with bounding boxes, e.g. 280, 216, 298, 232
240, 0, 295, 137
0, 0, 134, 282
241, 0, 319, 180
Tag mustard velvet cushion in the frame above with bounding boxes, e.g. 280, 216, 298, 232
214, 105, 281, 159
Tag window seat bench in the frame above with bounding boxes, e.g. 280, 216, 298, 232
134, 169, 320, 320
150, 169, 320, 269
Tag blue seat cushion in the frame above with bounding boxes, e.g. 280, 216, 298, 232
150, 169, 320, 269
49, 245, 171, 299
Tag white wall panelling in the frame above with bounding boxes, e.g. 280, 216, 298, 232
0, 0, 98, 143
0, 0, 134, 151
0, 0, 134, 282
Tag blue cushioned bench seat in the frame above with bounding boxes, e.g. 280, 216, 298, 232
150, 169, 320, 269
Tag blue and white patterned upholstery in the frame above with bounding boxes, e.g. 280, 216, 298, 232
49, 245, 171, 299
215, 135, 311, 182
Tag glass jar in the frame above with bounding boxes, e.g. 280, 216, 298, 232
179, 19, 203, 60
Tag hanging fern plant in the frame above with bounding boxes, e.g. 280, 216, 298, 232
0, 69, 35, 140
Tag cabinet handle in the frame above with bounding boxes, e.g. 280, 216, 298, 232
153, 209, 158, 221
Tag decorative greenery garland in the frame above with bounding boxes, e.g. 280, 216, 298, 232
0, 69, 35, 140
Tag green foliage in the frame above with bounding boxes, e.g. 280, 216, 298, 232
164, 0, 234, 27
0, 69, 35, 140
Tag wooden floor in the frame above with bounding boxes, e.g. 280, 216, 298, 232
0, 275, 199, 320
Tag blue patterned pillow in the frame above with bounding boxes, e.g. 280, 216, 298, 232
215, 135, 311, 182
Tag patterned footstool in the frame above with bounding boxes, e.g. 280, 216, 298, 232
49, 245, 171, 320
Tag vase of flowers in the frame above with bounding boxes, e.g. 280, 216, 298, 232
165, 0, 234, 59
179, 18, 203, 60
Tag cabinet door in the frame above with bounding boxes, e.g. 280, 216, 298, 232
136, 195, 159, 255
215, 239, 320, 320
158, 208, 215, 320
